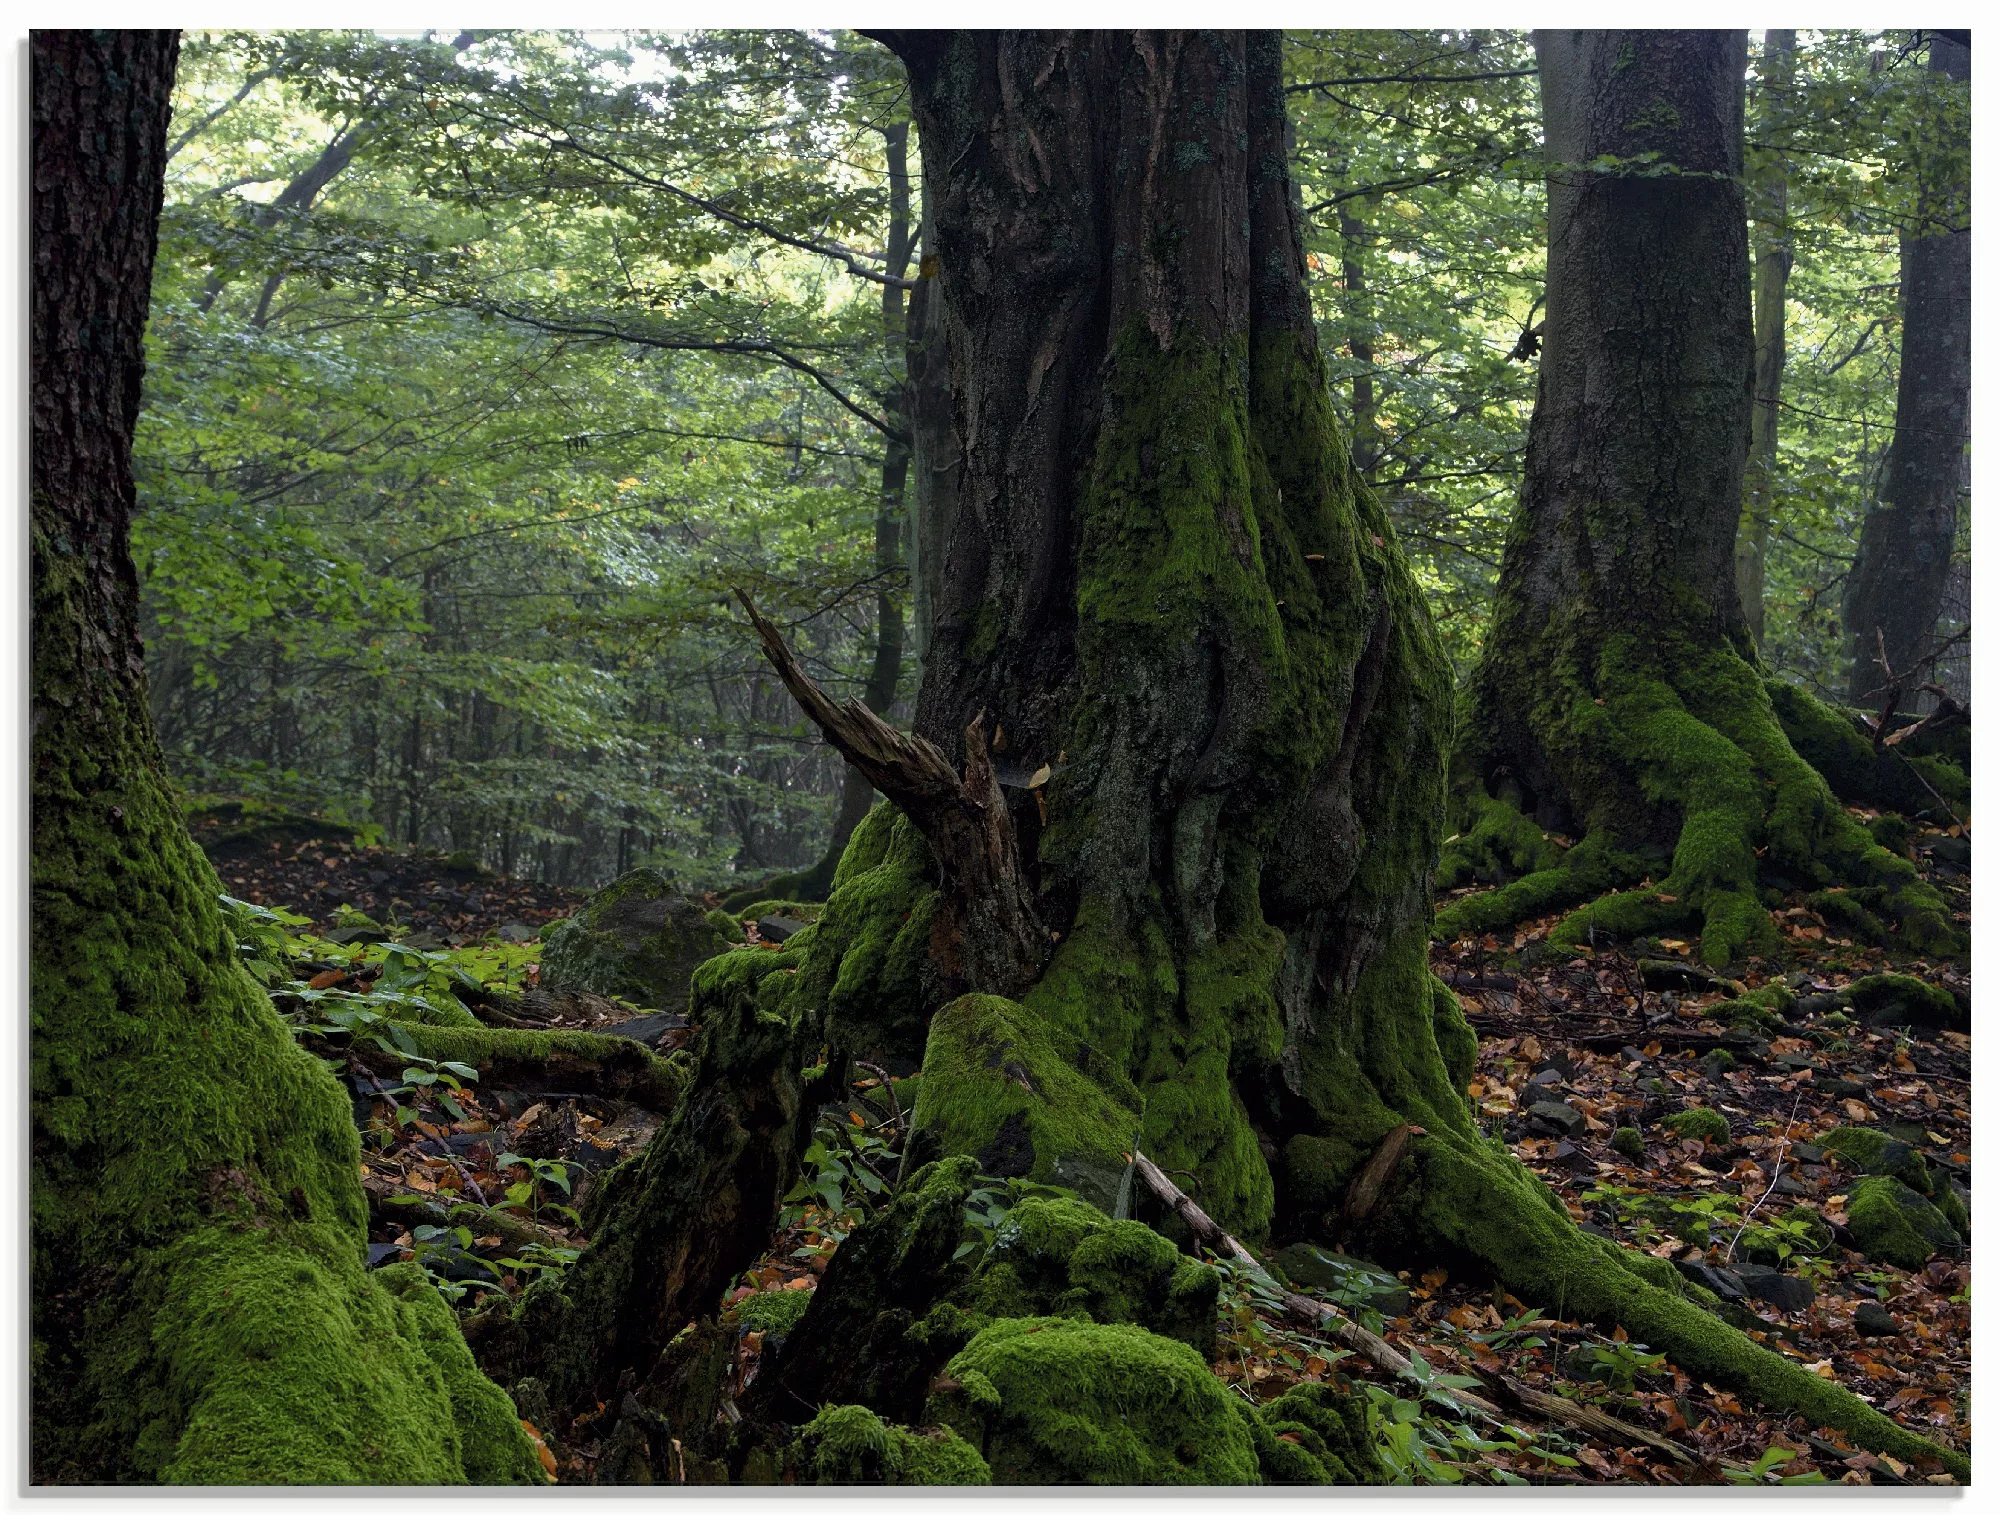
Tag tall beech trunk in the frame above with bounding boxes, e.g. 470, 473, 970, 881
30, 30, 537, 1485
1447, 30, 1955, 973
522, 29, 1963, 1481
1733, 29, 1796, 648
1844, 33, 1970, 709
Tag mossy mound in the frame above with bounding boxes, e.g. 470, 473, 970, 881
799, 803, 940, 1064
1846, 1178, 1961, 1270
727, 1289, 812, 1338
1437, 787, 1562, 891
911, 995, 1141, 1215
1611, 1127, 1646, 1161
538, 868, 735, 1014
927, 1316, 1261, 1485
1663, 1107, 1730, 1145
795, 1405, 989, 1485
964, 1196, 1220, 1359
1246, 1381, 1386, 1484
1841, 974, 1965, 1032
1821, 1126, 1932, 1195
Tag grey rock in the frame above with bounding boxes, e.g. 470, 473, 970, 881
497, 920, 537, 943
540, 867, 734, 1012
1527, 1100, 1585, 1138
1675, 1260, 1745, 1301
1732, 1263, 1815, 1313
1853, 1300, 1902, 1338
755, 914, 807, 942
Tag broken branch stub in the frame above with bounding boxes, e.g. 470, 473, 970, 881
733, 587, 1047, 1000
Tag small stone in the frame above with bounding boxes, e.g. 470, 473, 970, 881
497, 920, 537, 943
1790, 1141, 1826, 1164
1795, 993, 1846, 1018
1527, 1100, 1585, 1138
1528, 1066, 1564, 1088
1675, 1260, 1745, 1301
756, 914, 807, 942
1814, 1076, 1865, 1097
1853, 1300, 1902, 1338
327, 924, 390, 945
1773, 1052, 1818, 1071
365, 1242, 402, 1269
1733, 1263, 1815, 1313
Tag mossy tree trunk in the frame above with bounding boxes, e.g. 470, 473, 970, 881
534, 29, 1964, 1478
31, 30, 537, 1485
1448, 29, 1956, 970
1843, 32, 1969, 710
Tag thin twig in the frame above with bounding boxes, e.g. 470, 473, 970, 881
1724, 1093, 1804, 1266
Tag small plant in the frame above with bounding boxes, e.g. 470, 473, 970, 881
1568, 1338, 1666, 1394
407, 1223, 503, 1304
1471, 1307, 1549, 1352
1722, 1445, 1827, 1485
495, 1152, 582, 1227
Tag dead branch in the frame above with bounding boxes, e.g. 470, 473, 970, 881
1128, 1153, 1692, 1464
1341, 1123, 1420, 1229
735, 587, 1047, 999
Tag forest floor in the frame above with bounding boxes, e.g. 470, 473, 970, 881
207, 809, 1970, 1487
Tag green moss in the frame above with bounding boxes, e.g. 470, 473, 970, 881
1934, 1181, 1970, 1241
928, 1317, 1261, 1485
1611, 1127, 1646, 1160
1663, 1107, 1730, 1145
1435, 832, 1646, 943
796, 1405, 989, 1485
966, 1195, 1220, 1358
1842, 974, 1964, 1031
1846, 1177, 1960, 1270
733, 900, 825, 926
1429, 976, 1477, 1096
728, 1289, 812, 1337
390, 1024, 690, 1113
32, 667, 538, 1481
911, 995, 1141, 1216
1766, 678, 1969, 819
1821, 1127, 1932, 1195
1251, 1381, 1385, 1484
538, 868, 735, 1013
1436, 788, 1561, 891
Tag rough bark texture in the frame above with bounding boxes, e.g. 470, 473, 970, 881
1733, 29, 1795, 648
31, 30, 538, 1485
1449, 30, 1956, 971
1844, 34, 1970, 709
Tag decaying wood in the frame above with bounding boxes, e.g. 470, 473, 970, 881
1341, 1123, 1420, 1229
735, 587, 1047, 999
341, 1035, 685, 1113
1130, 1153, 1693, 1466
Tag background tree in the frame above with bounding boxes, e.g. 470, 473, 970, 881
1733, 28, 1796, 648
31, 29, 538, 1484
1843, 31, 1970, 708
1442, 30, 1956, 969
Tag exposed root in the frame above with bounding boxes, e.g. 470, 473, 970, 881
1438, 647, 1961, 966
1414, 1131, 1970, 1479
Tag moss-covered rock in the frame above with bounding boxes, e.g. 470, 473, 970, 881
911, 995, 1141, 1215
965, 1196, 1220, 1359
727, 1288, 812, 1339
1841, 974, 1965, 1032
795, 1405, 989, 1485
1248, 1381, 1385, 1484
1821, 1126, 1932, 1195
539, 868, 735, 1013
1845, 1177, 1960, 1269
1663, 1107, 1730, 1145
927, 1317, 1260, 1485
1611, 1127, 1646, 1161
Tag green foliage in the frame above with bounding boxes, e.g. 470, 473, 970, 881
1663, 1107, 1731, 1146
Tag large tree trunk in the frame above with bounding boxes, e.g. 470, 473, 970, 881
1844, 33, 1970, 709
527, 29, 1963, 1480
1448, 29, 1955, 970
31, 30, 538, 1485
1733, 29, 1796, 649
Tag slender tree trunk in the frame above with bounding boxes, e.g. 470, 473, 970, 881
1844, 33, 1970, 708
31, 29, 537, 1485
1734, 28, 1795, 648
1337, 197, 1379, 479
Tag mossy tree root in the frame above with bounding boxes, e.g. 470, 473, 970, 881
1409, 1130, 1969, 1479
344, 1024, 690, 1114
1443, 639, 1961, 966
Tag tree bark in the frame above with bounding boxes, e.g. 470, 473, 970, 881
31, 30, 538, 1485
1844, 33, 1970, 709
1733, 29, 1796, 649
1450, 29, 1955, 970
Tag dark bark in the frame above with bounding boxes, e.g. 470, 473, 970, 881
1844, 35, 1969, 709
1733, 29, 1795, 648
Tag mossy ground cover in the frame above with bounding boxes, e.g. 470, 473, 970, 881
209, 833, 1968, 1487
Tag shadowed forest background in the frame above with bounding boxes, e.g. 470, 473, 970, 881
31, 26, 1971, 1489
